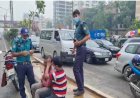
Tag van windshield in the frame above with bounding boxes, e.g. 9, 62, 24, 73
60, 30, 74, 40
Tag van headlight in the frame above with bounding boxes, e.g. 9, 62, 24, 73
94, 52, 102, 56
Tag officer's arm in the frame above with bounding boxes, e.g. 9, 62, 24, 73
11, 39, 24, 57
12, 52, 24, 57
29, 39, 34, 55
79, 24, 90, 45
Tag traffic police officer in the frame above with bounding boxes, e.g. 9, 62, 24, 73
12, 28, 35, 98
72, 9, 90, 96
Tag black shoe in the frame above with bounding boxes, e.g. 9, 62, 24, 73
74, 90, 85, 96
73, 88, 78, 92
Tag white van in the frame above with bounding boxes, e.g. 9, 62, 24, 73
39, 29, 75, 62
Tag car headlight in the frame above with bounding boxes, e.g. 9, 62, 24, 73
94, 52, 102, 56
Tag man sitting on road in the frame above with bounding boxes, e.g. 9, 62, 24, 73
40, 56, 67, 98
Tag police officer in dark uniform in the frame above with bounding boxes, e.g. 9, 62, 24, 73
12, 28, 35, 98
72, 9, 90, 96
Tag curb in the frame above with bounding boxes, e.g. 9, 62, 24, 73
32, 55, 114, 98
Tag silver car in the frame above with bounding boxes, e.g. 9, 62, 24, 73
114, 43, 140, 81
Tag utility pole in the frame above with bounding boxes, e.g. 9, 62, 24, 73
10, 0, 13, 28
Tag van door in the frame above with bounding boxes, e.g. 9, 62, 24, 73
43, 30, 53, 55
40, 30, 46, 52
51, 31, 61, 57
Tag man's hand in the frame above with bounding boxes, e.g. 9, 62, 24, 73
71, 48, 76, 54
21, 51, 29, 56
29, 50, 34, 55
74, 40, 82, 47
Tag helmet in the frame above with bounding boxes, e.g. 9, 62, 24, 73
20, 28, 29, 35
132, 55, 140, 66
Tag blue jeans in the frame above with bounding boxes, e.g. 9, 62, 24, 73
73, 46, 86, 91
17, 62, 35, 98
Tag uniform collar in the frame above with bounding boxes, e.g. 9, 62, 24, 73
76, 20, 81, 27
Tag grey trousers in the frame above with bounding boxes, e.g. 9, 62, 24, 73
31, 83, 48, 98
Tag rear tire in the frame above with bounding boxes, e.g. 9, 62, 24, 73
123, 66, 132, 81
86, 54, 93, 64
12, 78, 19, 91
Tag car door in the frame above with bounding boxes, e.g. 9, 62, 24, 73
118, 44, 138, 69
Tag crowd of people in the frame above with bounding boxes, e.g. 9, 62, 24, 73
11, 9, 90, 98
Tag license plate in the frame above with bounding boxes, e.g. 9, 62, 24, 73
105, 58, 109, 61
7, 69, 15, 76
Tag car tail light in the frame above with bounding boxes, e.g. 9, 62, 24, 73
6, 63, 13, 70
116, 53, 121, 60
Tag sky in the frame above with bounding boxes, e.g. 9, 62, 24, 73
0, 0, 53, 21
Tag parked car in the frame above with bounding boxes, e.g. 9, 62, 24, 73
116, 38, 128, 48
85, 40, 112, 64
94, 39, 120, 57
30, 35, 40, 52
122, 37, 140, 47
39, 29, 75, 63
114, 43, 140, 81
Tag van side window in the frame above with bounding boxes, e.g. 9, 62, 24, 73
45, 31, 52, 40
40, 31, 46, 39
54, 31, 60, 41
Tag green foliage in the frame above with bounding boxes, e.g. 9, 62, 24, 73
20, 19, 31, 28
129, 19, 140, 30
82, 1, 136, 30
36, 0, 46, 14
4, 28, 18, 45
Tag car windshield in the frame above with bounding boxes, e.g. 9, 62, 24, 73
102, 40, 113, 46
86, 40, 99, 48
123, 38, 140, 45
60, 30, 74, 40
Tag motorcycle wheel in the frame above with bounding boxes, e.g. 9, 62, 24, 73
130, 81, 140, 98
12, 78, 19, 91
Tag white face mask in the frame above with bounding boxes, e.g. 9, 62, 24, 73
73, 17, 80, 24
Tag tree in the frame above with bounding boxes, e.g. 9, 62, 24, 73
36, 1, 46, 14
129, 19, 140, 30
82, 1, 136, 31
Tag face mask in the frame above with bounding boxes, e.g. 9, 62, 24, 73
73, 17, 80, 24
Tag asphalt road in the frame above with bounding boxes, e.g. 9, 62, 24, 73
34, 53, 134, 98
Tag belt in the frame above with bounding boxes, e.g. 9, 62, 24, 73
17, 61, 31, 65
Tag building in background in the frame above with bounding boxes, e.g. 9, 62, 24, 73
73, 1, 98, 10
136, 1, 140, 20
53, 1, 72, 29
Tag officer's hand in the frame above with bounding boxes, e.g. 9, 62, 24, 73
71, 48, 76, 54
29, 50, 34, 55
74, 41, 81, 47
21, 51, 29, 56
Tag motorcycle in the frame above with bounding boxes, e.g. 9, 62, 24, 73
0, 50, 19, 91
129, 61, 140, 98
